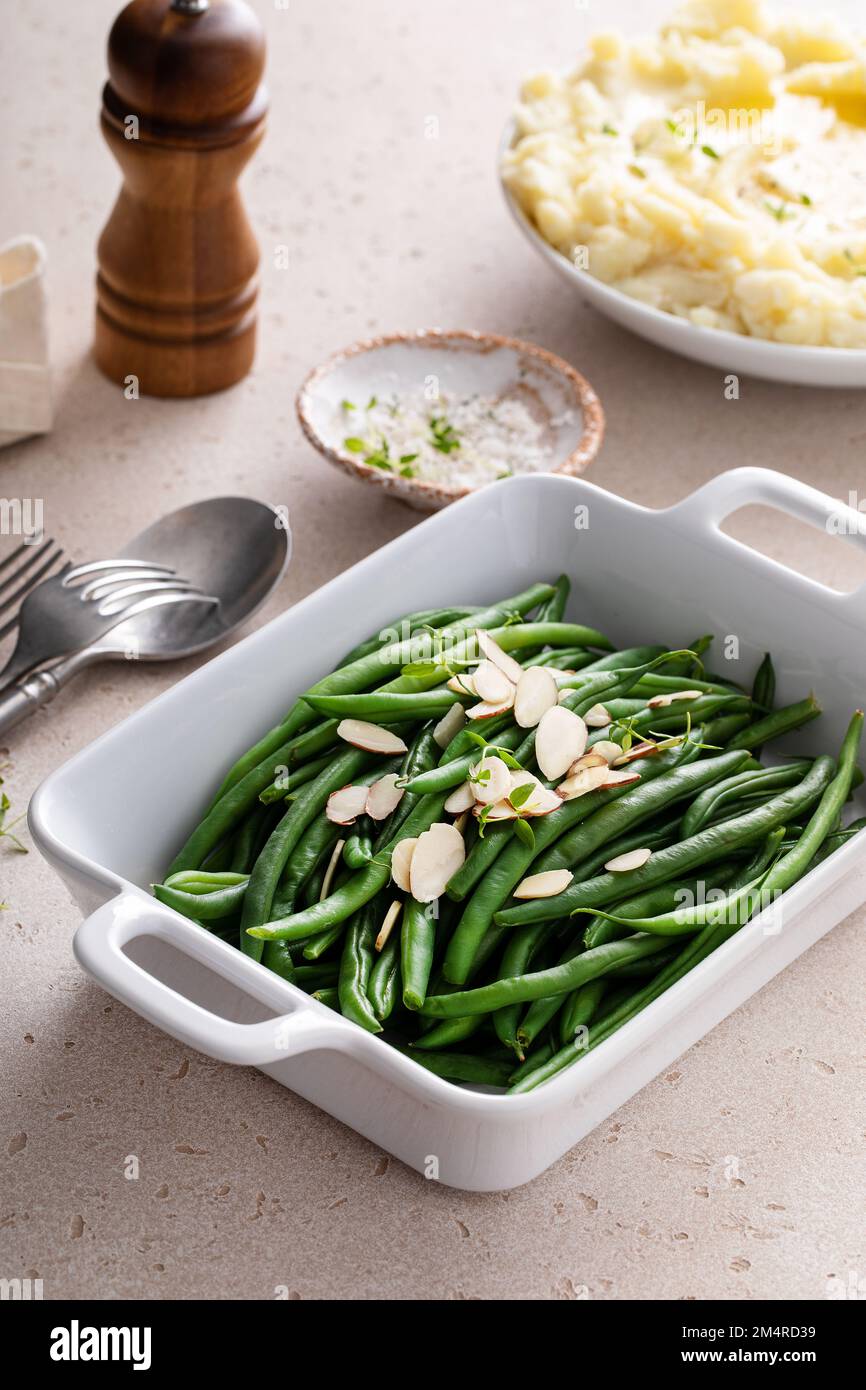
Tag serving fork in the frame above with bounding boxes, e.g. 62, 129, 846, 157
0, 538, 219, 690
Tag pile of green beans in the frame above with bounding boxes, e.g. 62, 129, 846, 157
154, 578, 865, 1095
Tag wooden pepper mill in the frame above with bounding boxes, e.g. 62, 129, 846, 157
94, 0, 267, 397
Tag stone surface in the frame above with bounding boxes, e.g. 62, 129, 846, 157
1, 0, 865, 1301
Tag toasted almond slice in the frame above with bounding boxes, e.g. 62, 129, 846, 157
473, 659, 514, 706
447, 672, 476, 697
513, 869, 574, 900
326, 784, 369, 825
474, 799, 516, 821
375, 899, 403, 951
319, 838, 345, 900
568, 751, 609, 774
612, 741, 658, 767
433, 701, 466, 748
557, 763, 611, 801
366, 773, 404, 821
647, 689, 703, 709
337, 719, 408, 755
605, 847, 652, 872
470, 754, 512, 805
454, 810, 470, 836
602, 767, 642, 787
477, 630, 524, 684
509, 771, 562, 816
444, 781, 475, 814
536, 705, 588, 780
591, 740, 623, 765
410, 822, 466, 902
584, 704, 612, 728
514, 665, 559, 729
466, 696, 513, 720
391, 837, 418, 891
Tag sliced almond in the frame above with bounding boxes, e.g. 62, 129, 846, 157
433, 701, 466, 748
366, 773, 404, 820
444, 781, 476, 813
602, 767, 642, 787
453, 810, 470, 836
513, 869, 574, 900
557, 763, 611, 801
605, 847, 652, 872
337, 720, 408, 756
647, 689, 703, 709
612, 741, 658, 767
375, 899, 403, 951
466, 697, 514, 720
475, 799, 516, 821
477, 630, 524, 684
391, 837, 418, 891
326, 784, 369, 825
536, 705, 588, 780
409, 822, 466, 902
508, 770, 562, 817
470, 754, 513, 805
447, 672, 476, 697
319, 838, 345, 900
514, 666, 559, 729
568, 751, 609, 774
590, 740, 623, 765
584, 704, 612, 728
473, 659, 515, 706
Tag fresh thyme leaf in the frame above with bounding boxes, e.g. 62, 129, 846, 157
799, 192, 812, 206
429, 415, 461, 454
344, 437, 366, 453
366, 396, 378, 410
764, 199, 792, 222
601, 122, 618, 136
627, 163, 647, 179
341, 399, 356, 411
399, 453, 418, 464
701, 144, 720, 160
509, 783, 534, 811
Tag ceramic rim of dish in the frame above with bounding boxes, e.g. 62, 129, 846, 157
498, 119, 866, 364
295, 328, 606, 505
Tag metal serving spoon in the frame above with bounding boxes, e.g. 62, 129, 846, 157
0, 497, 290, 738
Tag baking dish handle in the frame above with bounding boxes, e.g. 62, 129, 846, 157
664, 467, 866, 589
73, 891, 350, 1066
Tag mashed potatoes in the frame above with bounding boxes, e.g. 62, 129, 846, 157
502, 0, 866, 347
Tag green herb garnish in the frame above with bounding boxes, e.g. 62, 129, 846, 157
429, 415, 461, 454
701, 144, 720, 160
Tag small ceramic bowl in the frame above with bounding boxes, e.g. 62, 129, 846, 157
296, 329, 605, 511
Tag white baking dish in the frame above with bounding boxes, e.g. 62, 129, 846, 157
29, 468, 866, 1191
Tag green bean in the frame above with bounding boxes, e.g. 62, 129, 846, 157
338, 904, 382, 1033
291, 962, 339, 989
410, 1014, 486, 1049
524, 648, 595, 671
559, 979, 607, 1045
579, 646, 668, 672
272, 814, 341, 916
239, 744, 377, 958
164, 870, 248, 892
442, 735, 700, 985
760, 712, 863, 894
401, 899, 437, 1010
338, 607, 479, 667
703, 712, 752, 745
343, 830, 373, 869
153, 879, 248, 921
752, 651, 776, 714
368, 930, 402, 1022
493, 921, 558, 1057
373, 726, 440, 849
302, 920, 347, 959
262, 939, 296, 982
396, 1047, 512, 1087
445, 821, 515, 901
680, 763, 807, 839
565, 811, 683, 885
509, 832, 786, 1092
534, 747, 748, 878
422, 933, 672, 1018
247, 790, 449, 942
726, 694, 821, 751
259, 751, 333, 805
312, 987, 340, 1010
507, 1034, 556, 1085
496, 756, 836, 936
305, 689, 464, 721
404, 724, 525, 796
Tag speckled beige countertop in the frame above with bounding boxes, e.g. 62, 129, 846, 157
2, 0, 866, 1301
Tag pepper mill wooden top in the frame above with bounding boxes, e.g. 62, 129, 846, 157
94, 0, 267, 397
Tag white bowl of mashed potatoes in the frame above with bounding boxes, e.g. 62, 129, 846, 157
501, 0, 866, 386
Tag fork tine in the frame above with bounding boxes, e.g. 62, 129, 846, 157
0, 537, 54, 600
79, 571, 191, 602
0, 547, 66, 632
97, 580, 194, 616
64, 557, 177, 583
